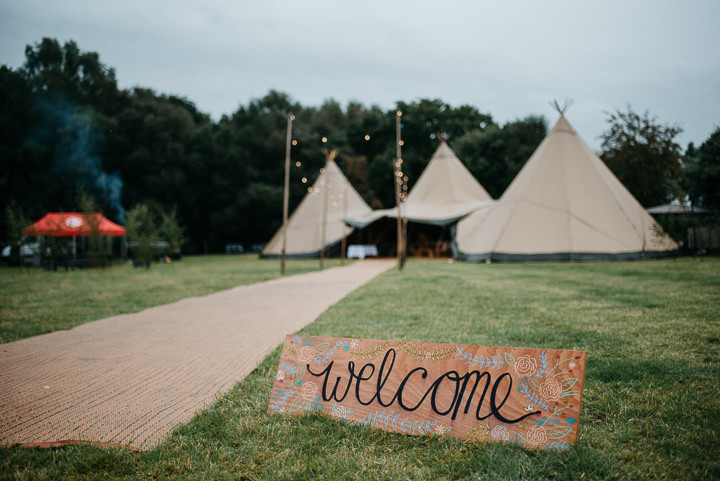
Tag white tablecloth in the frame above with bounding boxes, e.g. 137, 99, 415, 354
347, 244, 378, 259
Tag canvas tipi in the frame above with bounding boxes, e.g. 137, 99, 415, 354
261, 157, 372, 258
349, 141, 493, 228
454, 114, 678, 261
346, 140, 493, 257
396, 140, 494, 225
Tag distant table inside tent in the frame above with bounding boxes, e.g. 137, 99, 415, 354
347, 245, 378, 259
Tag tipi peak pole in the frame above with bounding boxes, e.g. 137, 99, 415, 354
435, 131, 451, 142
323, 148, 339, 161
551, 98, 574, 116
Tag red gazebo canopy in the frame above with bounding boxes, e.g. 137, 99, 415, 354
23, 212, 126, 237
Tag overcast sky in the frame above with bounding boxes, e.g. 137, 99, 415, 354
1, 0, 719, 151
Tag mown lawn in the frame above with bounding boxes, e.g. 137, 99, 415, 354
1, 257, 719, 480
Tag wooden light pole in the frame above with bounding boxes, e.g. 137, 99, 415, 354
395, 110, 405, 270
341, 180, 348, 265
281, 113, 294, 275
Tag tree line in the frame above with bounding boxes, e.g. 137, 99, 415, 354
1, 38, 718, 255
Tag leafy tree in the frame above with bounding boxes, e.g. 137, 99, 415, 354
125, 204, 159, 268
599, 106, 684, 207
22, 38, 120, 111
1, 39, 126, 229
76, 190, 114, 267
455, 115, 547, 198
102, 87, 213, 250
344, 105, 394, 207
1, 37, 564, 254
160, 206, 186, 257
211, 91, 304, 250
2, 203, 31, 266
355, 99, 494, 208
390, 99, 493, 195
0, 66, 47, 235
126, 204, 187, 267
686, 127, 720, 213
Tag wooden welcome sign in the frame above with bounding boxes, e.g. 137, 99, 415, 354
268, 336, 586, 450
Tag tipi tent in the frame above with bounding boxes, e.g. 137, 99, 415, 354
454, 115, 678, 261
346, 141, 493, 257
261, 157, 372, 258
348, 141, 494, 257
349, 141, 493, 228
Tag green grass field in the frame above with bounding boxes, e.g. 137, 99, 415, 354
0, 255, 346, 344
1, 256, 719, 480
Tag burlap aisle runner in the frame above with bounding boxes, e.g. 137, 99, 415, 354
0, 259, 394, 450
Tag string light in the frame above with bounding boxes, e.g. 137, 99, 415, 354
302, 177, 307, 183
292, 140, 298, 146
296, 161, 301, 167
322, 137, 328, 143
364, 135, 370, 141
307, 187, 312, 192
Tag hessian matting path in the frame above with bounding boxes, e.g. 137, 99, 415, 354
0, 259, 395, 451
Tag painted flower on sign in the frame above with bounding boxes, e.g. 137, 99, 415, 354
276, 369, 285, 381
300, 381, 318, 402
331, 405, 347, 420
350, 339, 359, 349
526, 425, 548, 445
514, 355, 538, 377
297, 346, 316, 364
539, 378, 563, 401
434, 424, 451, 435
491, 425, 510, 441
